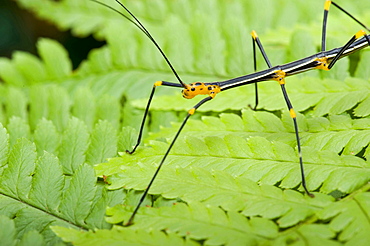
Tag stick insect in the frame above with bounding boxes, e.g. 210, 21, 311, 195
91, 0, 370, 225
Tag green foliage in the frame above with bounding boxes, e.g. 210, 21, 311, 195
1, 0, 370, 245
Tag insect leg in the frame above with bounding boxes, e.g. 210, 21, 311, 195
328, 30, 369, 69
321, 0, 370, 51
274, 72, 314, 197
249, 30, 313, 196
125, 96, 214, 226
127, 81, 183, 154
249, 30, 273, 110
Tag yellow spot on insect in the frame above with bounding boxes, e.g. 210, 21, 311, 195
272, 70, 286, 85
289, 108, 296, 118
182, 82, 221, 99
251, 30, 258, 39
314, 57, 330, 71
154, 81, 163, 86
188, 108, 196, 115
324, 0, 331, 11
355, 30, 366, 39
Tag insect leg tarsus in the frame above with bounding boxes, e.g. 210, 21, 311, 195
126, 81, 184, 154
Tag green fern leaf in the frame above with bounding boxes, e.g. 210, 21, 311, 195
84, 184, 125, 229
97, 121, 369, 194
59, 163, 97, 227
273, 224, 339, 245
33, 118, 61, 156
29, 86, 49, 129
104, 202, 278, 245
5, 87, 28, 121
72, 87, 96, 129
18, 230, 46, 246
0, 138, 36, 200
12, 51, 47, 84
4, 0, 370, 245
7, 117, 31, 147
86, 120, 117, 165
0, 57, 27, 86
0, 123, 9, 175
106, 164, 334, 228
95, 94, 121, 130
58, 117, 89, 174
52, 226, 200, 246
0, 136, 123, 244
0, 215, 16, 246
37, 38, 72, 80
317, 189, 370, 245
47, 85, 71, 131
29, 152, 64, 212
145, 110, 370, 158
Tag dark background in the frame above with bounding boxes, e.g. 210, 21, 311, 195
0, 0, 105, 69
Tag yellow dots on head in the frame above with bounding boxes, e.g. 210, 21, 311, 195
182, 82, 221, 99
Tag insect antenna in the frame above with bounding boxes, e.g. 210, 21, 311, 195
331, 1, 370, 32
90, 0, 185, 87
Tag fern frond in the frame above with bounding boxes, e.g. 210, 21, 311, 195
105, 202, 278, 245
58, 117, 90, 175
317, 187, 370, 245
147, 110, 370, 157
106, 165, 335, 228
4, 0, 370, 245
7, 117, 30, 147
96, 110, 370, 194
0, 39, 71, 85
0, 138, 37, 200
59, 163, 97, 226
0, 215, 45, 246
86, 120, 118, 165
29, 152, 64, 212
0, 122, 125, 244
33, 118, 61, 156
52, 225, 200, 246
274, 187, 370, 245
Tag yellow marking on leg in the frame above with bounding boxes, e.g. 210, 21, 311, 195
356, 30, 366, 39
188, 108, 196, 115
272, 70, 286, 85
324, 0, 331, 11
314, 57, 330, 71
154, 81, 163, 86
251, 30, 258, 39
290, 108, 296, 118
